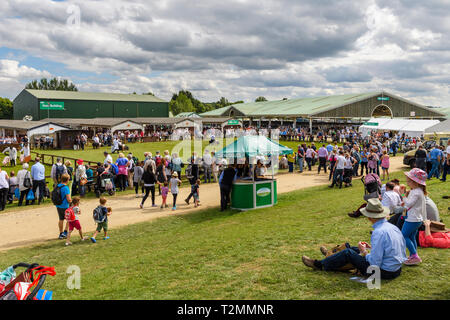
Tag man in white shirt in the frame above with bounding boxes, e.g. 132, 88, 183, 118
381, 182, 402, 213
103, 151, 113, 166
329, 151, 345, 188
202, 150, 213, 183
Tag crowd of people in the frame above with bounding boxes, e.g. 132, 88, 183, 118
278, 130, 449, 188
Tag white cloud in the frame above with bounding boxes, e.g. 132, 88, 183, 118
0, 0, 448, 107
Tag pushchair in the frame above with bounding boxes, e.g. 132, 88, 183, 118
362, 173, 381, 201
95, 172, 115, 198
0, 263, 55, 300
347, 173, 381, 218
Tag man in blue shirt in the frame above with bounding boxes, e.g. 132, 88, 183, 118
30, 157, 46, 205
428, 146, 442, 179
302, 199, 407, 279
55, 173, 71, 239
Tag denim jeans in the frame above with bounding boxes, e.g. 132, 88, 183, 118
288, 162, 294, 172
320, 246, 402, 280
332, 169, 344, 187
402, 221, 422, 255
321, 246, 369, 275
428, 159, 440, 179
297, 158, 304, 172
442, 161, 449, 181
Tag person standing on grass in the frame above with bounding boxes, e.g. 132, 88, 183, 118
329, 150, 345, 189
219, 164, 237, 211
54, 173, 71, 240
380, 151, 390, 181
428, 145, 442, 180
17, 163, 31, 206
401, 168, 427, 265
297, 145, 304, 173
51, 157, 67, 187
115, 153, 129, 192
160, 181, 169, 209
360, 147, 369, 176
0, 167, 9, 211
140, 163, 158, 209
30, 157, 46, 205
440, 140, 450, 182
65, 196, 87, 246
305, 146, 315, 171
90, 197, 112, 243
302, 198, 407, 280
287, 152, 295, 173
169, 172, 181, 211
328, 149, 337, 181
75, 159, 87, 197
133, 161, 144, 198
317, 144, 328, 174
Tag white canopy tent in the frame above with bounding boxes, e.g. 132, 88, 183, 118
111, 120, 144, 133
359, 118, 440, 138
27, 122, 69, 137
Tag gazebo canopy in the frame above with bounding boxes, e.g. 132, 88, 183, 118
215, 135, 293, 158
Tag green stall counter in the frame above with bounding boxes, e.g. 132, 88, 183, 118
231, 179, 277, 210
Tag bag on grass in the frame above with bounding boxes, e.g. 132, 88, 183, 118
325, 243, 357, 272
26, 190, 35, 201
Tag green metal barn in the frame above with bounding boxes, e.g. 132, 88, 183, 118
13, 89, 169, 120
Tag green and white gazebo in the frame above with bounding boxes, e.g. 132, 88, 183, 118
215, 135, 293, 210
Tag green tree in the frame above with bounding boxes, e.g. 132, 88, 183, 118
142, 92, 155, 96
25, 77, 78, 91
169, 92, 195, 115
255, 96, 267, 102
0, 97, 13, 119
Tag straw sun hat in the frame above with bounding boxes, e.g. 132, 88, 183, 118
360, 198, 390, 219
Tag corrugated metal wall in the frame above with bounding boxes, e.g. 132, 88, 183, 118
14, 95, 169, 120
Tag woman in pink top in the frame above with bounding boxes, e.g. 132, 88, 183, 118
380, 150, 390, 181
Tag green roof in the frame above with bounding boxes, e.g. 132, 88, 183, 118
200, 92, 380, 117
200, 91, 444, 118
24, 89, 167, 103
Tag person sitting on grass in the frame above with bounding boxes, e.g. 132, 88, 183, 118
302, 198, 407, 280
418, 220, 450, 249
90, 197, 112, 243
65, 196, 87, 246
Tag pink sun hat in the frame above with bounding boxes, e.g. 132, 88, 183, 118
404, 168, 427, 186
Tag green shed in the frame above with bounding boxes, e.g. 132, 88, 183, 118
13, 89, 169, 120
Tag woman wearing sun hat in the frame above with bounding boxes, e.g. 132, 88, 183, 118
401, 168, 427, 265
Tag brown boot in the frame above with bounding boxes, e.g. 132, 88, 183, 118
320, 246, 328, 256
302, 256, 320, 270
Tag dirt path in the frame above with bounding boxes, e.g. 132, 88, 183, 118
0, 157, 406, 251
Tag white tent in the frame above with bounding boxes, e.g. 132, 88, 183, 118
111, 120, 143, 133
359, 118, 440, 138
27, 122, 69, 137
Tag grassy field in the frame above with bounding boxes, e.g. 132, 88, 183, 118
0, 170, 448, 300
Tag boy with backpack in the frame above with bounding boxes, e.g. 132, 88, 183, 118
65, 196, 87, 246
90, 197, 112, 243
52, 173, 71, 239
